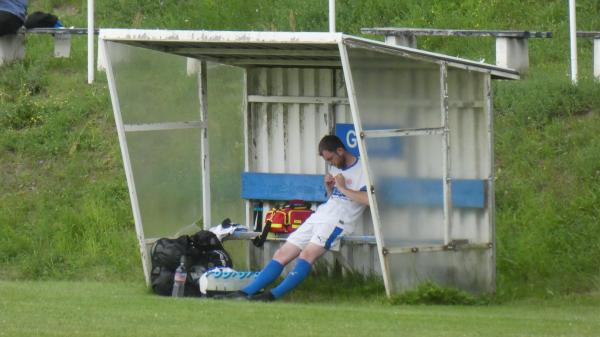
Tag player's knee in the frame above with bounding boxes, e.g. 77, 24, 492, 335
273, 246, 299, 265
272, 249, 287, 264
298, 250, 320, 264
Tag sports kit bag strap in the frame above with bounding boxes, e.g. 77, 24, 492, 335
252, 220, 272, 247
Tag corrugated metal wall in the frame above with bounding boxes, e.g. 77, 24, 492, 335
245, 67, 379, 275
448, 69, 490, 244
381, 68, 494, 293
243, 64, 493, 292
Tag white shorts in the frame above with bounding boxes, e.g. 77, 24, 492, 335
286, 217, 352, 252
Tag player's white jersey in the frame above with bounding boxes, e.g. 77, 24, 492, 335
312, 157, 368, 228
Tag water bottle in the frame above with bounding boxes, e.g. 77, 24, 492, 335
199, 267, 260, 295
171, 256, 187, 298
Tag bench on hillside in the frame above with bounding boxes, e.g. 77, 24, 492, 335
0, 27, 98, 65
361, 28, 553, 73
228, 171, 486, 247
577, 31, 600, 79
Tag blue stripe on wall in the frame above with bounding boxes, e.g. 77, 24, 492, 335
241, 172, 485, 208
379, 177, 485, 208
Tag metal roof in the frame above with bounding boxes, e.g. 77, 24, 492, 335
99, 29, 519, 79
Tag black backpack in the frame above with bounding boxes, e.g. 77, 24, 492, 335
25, 12, 59, 29
149, 230, 233, 297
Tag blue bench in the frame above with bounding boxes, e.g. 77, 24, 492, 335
241, 172, 328, 203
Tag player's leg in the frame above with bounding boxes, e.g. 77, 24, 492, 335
272, 242, 302, 265
240, 221, 313, 296
252, 223, 344, 301
266, 243, 326, 300
239, 242, 301, 296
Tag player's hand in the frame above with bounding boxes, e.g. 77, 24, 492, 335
334, 174, 347, 190
324, 173, 335, 189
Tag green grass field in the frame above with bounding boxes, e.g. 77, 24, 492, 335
2, 0, 600, 313
1, 281, 599, 337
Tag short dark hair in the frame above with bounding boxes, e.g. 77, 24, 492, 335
318, 135, 346, 154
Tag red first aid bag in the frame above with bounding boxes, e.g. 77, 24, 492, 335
265, 208, 288, 233
265, 200, 313, 234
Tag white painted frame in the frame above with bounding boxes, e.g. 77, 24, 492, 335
484, 72, 497, 292
339, 40, 459, 295
87, 0, 94, 83
198, 61, 211, 229
102, 39, 212, 284
101, 38, 151, 285
123, 121, 206, 132
440, 62, 453, 246
338, 40, 393, 296
569, 0, 578, 84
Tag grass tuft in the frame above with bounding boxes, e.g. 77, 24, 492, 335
389, 281, 484, 305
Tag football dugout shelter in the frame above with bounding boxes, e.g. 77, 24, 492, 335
100, 29, 519, 297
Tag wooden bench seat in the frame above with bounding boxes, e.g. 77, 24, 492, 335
361, 27, 553, 73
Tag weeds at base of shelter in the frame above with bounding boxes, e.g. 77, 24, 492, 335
389, 281, 493, 305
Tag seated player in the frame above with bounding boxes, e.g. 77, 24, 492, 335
232, 134, 369, 301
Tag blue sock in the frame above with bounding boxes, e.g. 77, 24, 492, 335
241, 259, 284, 295
270, 258, 312, 299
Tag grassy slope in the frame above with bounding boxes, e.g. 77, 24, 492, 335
1, 0, 600, 298
1, 281, 599, 337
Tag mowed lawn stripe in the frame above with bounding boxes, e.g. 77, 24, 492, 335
0, 281, 598, 337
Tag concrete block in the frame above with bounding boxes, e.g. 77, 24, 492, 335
385, 34, 417, 49
0, 34, 25, 65
54, 34, 71, 58
496, 37, 529, 73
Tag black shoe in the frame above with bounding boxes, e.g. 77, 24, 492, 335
249, 291, 275, 302
213, 291, 248, 300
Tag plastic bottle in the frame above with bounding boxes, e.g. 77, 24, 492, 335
171, 256, 187, 298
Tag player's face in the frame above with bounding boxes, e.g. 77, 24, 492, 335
321, 149, 346, 169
